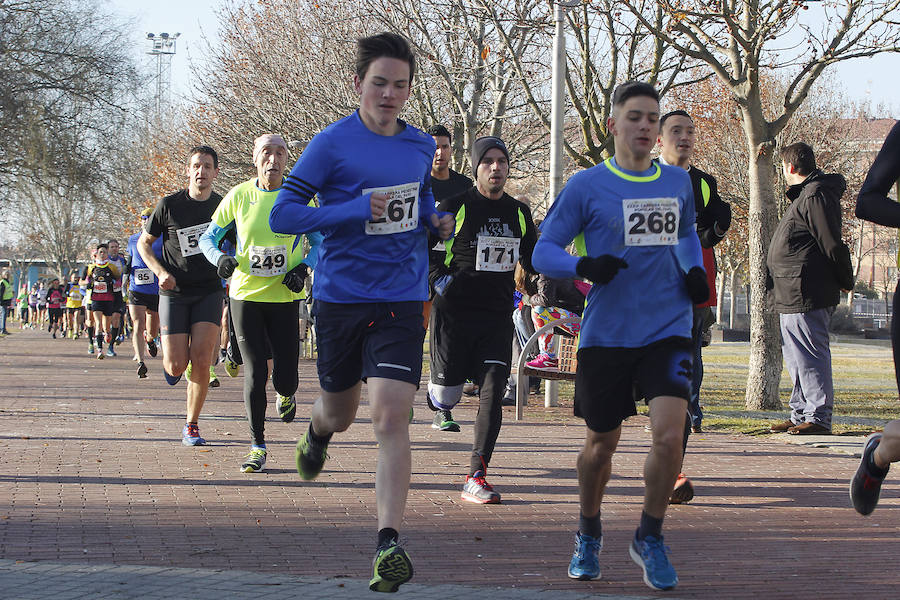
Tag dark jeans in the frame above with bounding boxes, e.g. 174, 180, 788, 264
689, 308, 705, 428
0, 302, 9, 333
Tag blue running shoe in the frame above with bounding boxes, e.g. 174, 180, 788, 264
182, 423, 205, 446
164, 370, 182, 386
567, 532, 601, 580
629, 531, 678, 591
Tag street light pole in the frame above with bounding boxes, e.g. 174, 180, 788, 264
545, 0, 580, 408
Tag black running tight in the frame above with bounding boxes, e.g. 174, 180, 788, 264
230, 299, 300, 446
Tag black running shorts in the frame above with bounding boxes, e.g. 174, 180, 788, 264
128, 290, 159, 312
90, 300, 115, 317
574, 337, 693, 433
313, 300, 425, 393
158, 289, 224, 335
429, 305, 513, 386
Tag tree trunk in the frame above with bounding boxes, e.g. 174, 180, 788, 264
744, 138, 783, 411
729, 269, 737, 329
716, 271, 725, 324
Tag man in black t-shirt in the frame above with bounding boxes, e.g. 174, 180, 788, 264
424, 125, 474, 328
427, 136, 538, 504
138, 145, 225, 447
427, 124, 473, 202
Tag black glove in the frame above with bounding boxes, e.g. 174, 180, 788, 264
217, 255, 238, 279
685, 266, 710, 304
282, 263, 309, 293
716, 204, 732, 234
576, 255, 628, 285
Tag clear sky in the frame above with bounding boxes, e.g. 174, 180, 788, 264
105, 0, 898, 116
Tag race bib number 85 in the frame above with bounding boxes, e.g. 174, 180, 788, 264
133, 268, 155, 285
176, 222, 210, 257
476, 236, 520, 272
623, 198, 679, 246
364, 182, 419, 235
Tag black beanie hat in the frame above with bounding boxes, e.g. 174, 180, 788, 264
470, 136, 509, 169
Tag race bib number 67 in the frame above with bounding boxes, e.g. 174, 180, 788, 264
176, 222, 210, 257
364, 182, 420, 235
622, 198, 679, 246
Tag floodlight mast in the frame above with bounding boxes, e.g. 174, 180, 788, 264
145, 32, 181, 116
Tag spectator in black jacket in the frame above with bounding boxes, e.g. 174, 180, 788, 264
767, 142, 853, 435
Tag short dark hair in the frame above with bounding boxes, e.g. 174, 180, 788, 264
612, 81, 659, 108
780, 142, 816, 176
107, 238, 119, 246
660, 110, 692, 130
356, 32, 416, 85
188, 145, 218, 169
96, 243, 109, 251
427, 124, 451, 141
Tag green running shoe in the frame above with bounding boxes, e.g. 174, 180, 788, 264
240, 447, 267, 473
278, 394, 296, 423
369, 541, 413, 593
431, 409, 460, 432
224, 357, 240, 377
208, 365, 220, 388
295, 430, 328, 480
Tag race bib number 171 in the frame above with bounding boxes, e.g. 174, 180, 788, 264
364, 182, 420, 235
622, 198, 679, 246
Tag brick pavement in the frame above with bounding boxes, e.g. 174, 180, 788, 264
0, 326, 898, 599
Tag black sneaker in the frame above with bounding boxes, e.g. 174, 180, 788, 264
137, 361, 148, 379
277, 394, 296, 423
295, 430, 329, 480
431, 409, 460, 432
369, 540, 413, 593
850, 433, 889, 515
147, 338, 158, 358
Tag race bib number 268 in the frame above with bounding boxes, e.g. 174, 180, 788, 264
364, 182, 419, 235
622, 198, 679, 246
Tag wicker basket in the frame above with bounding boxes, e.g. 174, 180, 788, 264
558, 335, 579, 373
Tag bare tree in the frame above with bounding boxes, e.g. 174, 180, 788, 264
0, 0, 140, 195
366, 0, 548, 175
630, 0, 900, 409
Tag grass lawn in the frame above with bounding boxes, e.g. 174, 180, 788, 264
508, 339, 900, 436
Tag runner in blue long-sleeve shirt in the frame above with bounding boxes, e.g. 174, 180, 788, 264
532, 82, 708, 592
268, 32, 453, 594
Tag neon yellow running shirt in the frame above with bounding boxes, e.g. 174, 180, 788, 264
201, 179, 321, 303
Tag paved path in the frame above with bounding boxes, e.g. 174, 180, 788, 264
0, 326, 898, 599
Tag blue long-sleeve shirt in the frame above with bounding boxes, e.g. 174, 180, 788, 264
533, 157, 701, 348
269, 111, 438, 303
